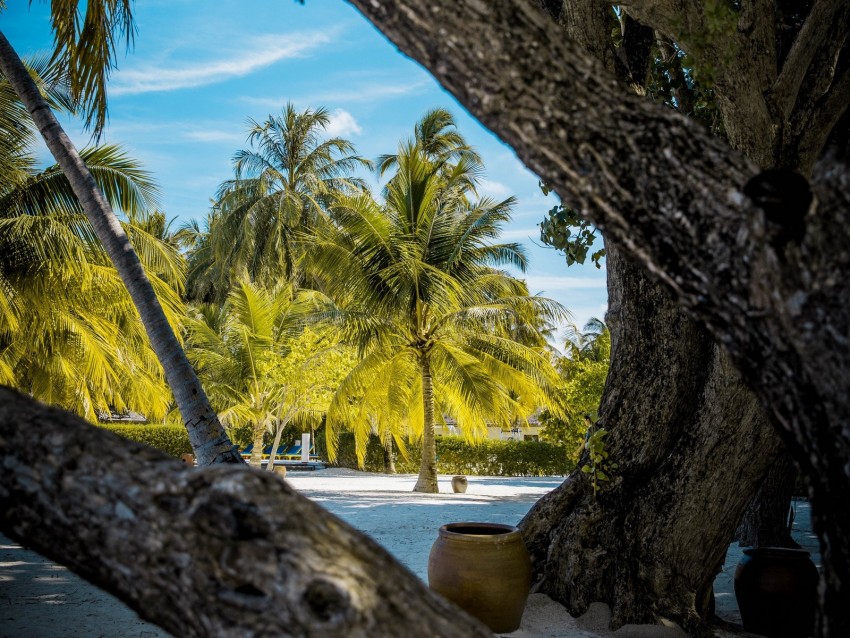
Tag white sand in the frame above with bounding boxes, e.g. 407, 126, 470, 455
0, 468, 818, 637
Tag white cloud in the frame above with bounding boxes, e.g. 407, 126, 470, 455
184, 129, 244, 144
110, 32, 330, 96
499, 227, 540, 241
479, 179, 511, 199
310, 78, 432, 103
325, 109, 362, 137
244, 78, 431, 109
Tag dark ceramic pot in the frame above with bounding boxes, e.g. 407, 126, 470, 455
427, 522, 531, 632
451, 475, 468, 493
734, 547, 818, 638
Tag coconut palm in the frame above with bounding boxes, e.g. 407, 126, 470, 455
306, 139, 566, 493
198, 104, 372, 299
184, 280, 346, 467
376, 107, 481, 177
0, 135, 185, 420
0, 6, 239, 465
563, 317, 610, 363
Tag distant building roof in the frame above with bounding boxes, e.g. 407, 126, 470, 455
97, 410, 148, 424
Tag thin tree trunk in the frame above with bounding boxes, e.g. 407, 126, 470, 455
0, 31, 240, 467
266, 422, 286, 473
414, 355, 438, 493
383, 435, 397, 474
249, 423, 265, 468
0, 388, 492, 638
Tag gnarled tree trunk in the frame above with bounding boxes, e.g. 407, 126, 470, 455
521, 243, 780, 632
522, 3, 785, 629
735, 452, 799, 548
345, 2, 850, 636
0, 387, 491, 638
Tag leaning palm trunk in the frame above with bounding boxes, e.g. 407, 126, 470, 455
0, 31, 240, 466
414, 355, 439, 493
266, 422, 288, 473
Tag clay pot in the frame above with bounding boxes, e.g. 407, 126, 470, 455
428, 522, 531, 632
451, 475, 468, 493
734, 547, 818, 638
180, 453, 195, 466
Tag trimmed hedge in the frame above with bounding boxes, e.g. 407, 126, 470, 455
99, 424, 192, 458
330, 433, 574, 477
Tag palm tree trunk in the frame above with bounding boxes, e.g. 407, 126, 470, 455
414, 355, 438, 493
249, 423, 265, 468
266, 422, 286, 473
383, 434, 397, 474
0, 31, 240, 467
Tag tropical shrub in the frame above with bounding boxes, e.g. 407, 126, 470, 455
100, 424, 191, 457
330, 433, 574, 477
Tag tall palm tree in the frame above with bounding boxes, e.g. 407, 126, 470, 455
376, 107, 481, 177
306, 139, 565, 493
0, 7, 239, 465
198, 104, 372, 299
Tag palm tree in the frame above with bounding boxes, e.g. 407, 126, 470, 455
0, 9, 239, 465
563, 317, 610, 363
184, 280, 345, 467
306, 136, 565, 493
198, 104, 372, 298
376, 107, 481, 177
0, 57, 185, 421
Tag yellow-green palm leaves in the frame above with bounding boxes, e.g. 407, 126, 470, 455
306, 130, 565, 492
41, 0, 135, 134
193, 104, 371, 300
0, 139, 183, 421
184, 280, 347, 466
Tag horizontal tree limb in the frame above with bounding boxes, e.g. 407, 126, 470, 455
0, 387, 492, 638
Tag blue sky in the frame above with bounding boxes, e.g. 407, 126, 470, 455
3, 0, 607, 334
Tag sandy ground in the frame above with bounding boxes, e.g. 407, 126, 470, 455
0, 468, 819, 637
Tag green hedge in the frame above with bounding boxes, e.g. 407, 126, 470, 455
100, 424, 192, 457
330, 433, 574, 477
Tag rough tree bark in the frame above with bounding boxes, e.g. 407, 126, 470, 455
0, 30, 241, 467
0, 388, 491, 638
346, 1, 850, 636
414, 355, 438, 492
528, 3, 784, 630
736, 452, 799, 548
523, 242, 780, 633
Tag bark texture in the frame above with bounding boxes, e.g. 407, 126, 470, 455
0, 388, 491, 638
522, 243, 780, 633
735, 452, 799, 548
528, 3, 783, 631
345, 1, 850, 635
0, 30, 240, 467
414, 356, 438, 493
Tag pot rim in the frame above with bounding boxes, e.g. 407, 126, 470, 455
438, 521, 521, 542
742, 547, 811, 559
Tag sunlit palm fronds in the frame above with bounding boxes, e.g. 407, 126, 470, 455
189, 103, 372, 300
305, 112, 567, 485
46, 0, 135, 134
